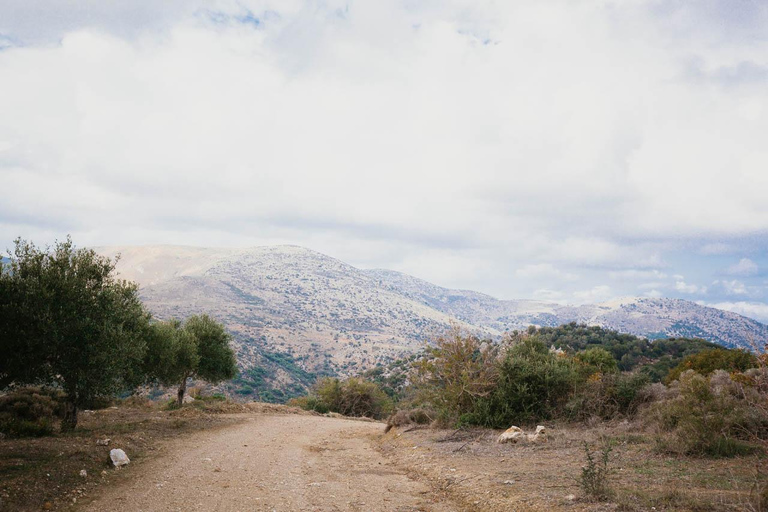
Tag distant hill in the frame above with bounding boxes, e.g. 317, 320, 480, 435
95, 245, 768, 400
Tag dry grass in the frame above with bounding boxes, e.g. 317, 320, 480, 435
378, 421, 768, 512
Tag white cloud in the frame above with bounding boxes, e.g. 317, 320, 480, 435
515, 263, 578, 281
674, 280, 706, 294
572, 285, 613, 304
710, 279, 754, 296
1, 1, 767, 301
709, 301, 768, 323
727, 258, 759, 276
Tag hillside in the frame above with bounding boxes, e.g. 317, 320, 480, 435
96, 245, 768, 399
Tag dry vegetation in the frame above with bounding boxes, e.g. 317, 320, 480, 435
378, 422, 767, 511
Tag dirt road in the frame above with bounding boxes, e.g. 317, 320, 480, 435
80, 414, 457, 512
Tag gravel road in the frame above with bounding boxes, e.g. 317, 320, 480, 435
80, 414, 457, 512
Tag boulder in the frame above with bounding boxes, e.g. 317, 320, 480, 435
109, 448, 130, 467
526, 425, 547, 443
182, 394, 195, 404
497, 426, 524, 444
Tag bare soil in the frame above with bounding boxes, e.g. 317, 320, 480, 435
378, 423, 767, 511
78, 414, 457, 512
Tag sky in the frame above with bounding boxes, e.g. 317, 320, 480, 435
1, 1, 768, 320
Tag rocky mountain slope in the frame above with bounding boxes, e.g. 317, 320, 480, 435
96, 245, 768, 400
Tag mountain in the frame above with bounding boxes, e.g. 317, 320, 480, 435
96, 245, 768, 400
366, 269, 768, 349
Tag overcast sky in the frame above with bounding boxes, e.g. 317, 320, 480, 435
1, 0, 768, 320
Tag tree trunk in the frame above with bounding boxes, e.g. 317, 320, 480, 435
61, 400, 78, 432
177, 377, 188, 407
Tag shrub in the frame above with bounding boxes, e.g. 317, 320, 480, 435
580, 439, 614, 501
288, 395, 330, 414
384, 408, 434, 432
412, 326, 498, 426
566, 371, 650, 421
665, 348, 757, 384
469, 337, 578, 427
0, 387, 66, 437
574, 347, 619, 376
650, 370, 767, 457
291, 377, 393, 419
315, 377, 393, 419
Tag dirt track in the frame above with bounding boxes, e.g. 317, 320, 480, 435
80, 414, 457, 512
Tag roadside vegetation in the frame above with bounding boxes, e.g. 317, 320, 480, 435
366, 325, 768, 509
0, 237, 238, 433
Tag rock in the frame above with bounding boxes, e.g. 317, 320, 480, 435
565, 494, 576, 501
526, 425, 547, 444
43, 502, 53, 510
182, 394, 195, 404
497, 426, 524, 444
96, 438, 111, 446
79, 469, 87, 478
109, 448, 130, 467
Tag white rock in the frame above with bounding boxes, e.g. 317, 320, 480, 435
497, 426, 524, 444
182, 394, 195, 404
96, 438, 111, 446
109, 449, 130, 467
79, 470, 87, 478
527, 425, 547, 444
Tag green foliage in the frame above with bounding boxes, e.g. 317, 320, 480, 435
145, 314, 237, 405
291, 377, 393, 419
185, 315, 238, 383
566, 371, 650, 421
230, 349, 321, 403
580, 440, 614, 501
361, 355, 416, 401
665, 348, 758, 384
574, 347, 618, 375
532, 323, 717, 377
145, 320, 199, 387
0, 237, 151, 430
469, 337, 578, 427
288, 395, 329, 414
0, 387, 66, 437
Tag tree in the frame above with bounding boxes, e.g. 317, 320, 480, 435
146, 314, 237, 406
0, 238, 151, 430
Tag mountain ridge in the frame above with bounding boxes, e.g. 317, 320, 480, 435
93, 244, 768, 399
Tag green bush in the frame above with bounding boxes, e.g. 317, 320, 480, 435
0, 387, 66, 437
566, 372, 650, 421
580, 439, 614, 501
288, 395, 330, 414
468, 337, 579, 427
290, 377, 393, 419
665, 348, 758, 384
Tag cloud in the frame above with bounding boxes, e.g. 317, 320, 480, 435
572, 285, 613, 304
1, 1, 768, 302
674, 280, 706, 295
709, 301, 768, 323
515, 263, 578, 281
727, 257, 759, 276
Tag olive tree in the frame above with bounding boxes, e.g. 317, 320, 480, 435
0, 238, 151, 430
146, 314, 237, 406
